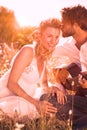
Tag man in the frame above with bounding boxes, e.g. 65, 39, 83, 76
61, 5, 87, 72
55, 4, 87, 129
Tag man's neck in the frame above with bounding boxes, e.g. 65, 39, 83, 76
73, 31, 87, 49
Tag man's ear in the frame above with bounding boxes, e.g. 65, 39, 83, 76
73, 22, 81, 30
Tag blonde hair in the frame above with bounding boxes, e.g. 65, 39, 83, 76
35, 43, 53, 60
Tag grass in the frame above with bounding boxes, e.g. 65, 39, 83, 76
0, 108, 72, 130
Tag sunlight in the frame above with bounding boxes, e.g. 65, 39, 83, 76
17, 16, 30, 27
0, 0, 87, 27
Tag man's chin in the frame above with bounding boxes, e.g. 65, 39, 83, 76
62, 33, 71, 38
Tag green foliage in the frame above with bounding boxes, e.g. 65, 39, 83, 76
0, 6, 37, 48
14, 26, 35, 48
0, 6, 37, 77
0, 42, 11, 77
0, 6, 20, 45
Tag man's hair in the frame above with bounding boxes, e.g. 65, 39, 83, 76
39, 18, 61, 33
61, 5, 87, 31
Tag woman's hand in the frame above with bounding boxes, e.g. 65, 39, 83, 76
51, 87, 67, 104
35, 100, 57, 117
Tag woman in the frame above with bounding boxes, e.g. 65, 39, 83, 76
0, 18, 66, 118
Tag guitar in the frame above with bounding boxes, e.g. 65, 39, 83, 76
53, 63, 87, 97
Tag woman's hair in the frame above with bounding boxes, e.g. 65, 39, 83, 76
35, 18, 61, 60
39, 18, 61, 34
61, 5, 87, 31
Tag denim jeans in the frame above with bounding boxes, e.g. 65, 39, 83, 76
40, 93, 87, 129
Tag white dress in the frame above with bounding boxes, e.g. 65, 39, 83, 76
0, 45, 46, 119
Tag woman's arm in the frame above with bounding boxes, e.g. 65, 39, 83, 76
7, 46, 38, 106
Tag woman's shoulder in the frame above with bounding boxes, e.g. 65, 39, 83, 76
10, 44, 35, 66
17, 44, 35, 56
21, 44, 34, 51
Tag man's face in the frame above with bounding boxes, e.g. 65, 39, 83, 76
41, 27, 60, 51
61, 19, 75, 37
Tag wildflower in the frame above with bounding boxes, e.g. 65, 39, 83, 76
15, 122, 25, 130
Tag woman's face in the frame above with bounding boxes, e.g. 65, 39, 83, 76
41, 27, 60, 51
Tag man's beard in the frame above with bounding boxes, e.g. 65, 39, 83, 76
62, 31, 73, 37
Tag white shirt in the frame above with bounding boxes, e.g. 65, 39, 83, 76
80, 41, 87, 71
52, 36, 80, 68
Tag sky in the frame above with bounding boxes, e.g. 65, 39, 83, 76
0, 0, 87, 27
